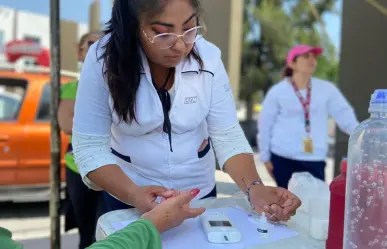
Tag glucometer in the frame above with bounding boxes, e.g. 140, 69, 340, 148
200, 211, 241, 244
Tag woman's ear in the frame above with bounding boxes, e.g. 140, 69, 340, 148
76, 43, 83, 61
289, 61, 296, 70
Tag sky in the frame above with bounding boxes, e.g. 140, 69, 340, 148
323, 1, 342, 51
0, 0, 342, 50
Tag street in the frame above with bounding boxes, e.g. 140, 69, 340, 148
1, 154, 334, 249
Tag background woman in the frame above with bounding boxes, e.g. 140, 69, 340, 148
258, 44, 359, 188
58, 31, 103, 249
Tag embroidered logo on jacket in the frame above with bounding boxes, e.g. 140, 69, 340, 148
224, 83, 231, 92
184, 96, 198, 104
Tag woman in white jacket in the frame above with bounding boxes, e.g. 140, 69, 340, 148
258, 45, 359, 188
73, 0, 301, 221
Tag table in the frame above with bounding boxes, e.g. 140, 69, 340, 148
96, 195, 326, 249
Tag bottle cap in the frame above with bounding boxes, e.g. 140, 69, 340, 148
369, 89, 387, 113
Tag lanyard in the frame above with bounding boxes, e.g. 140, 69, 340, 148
153, 69, 173, 152
290, 80, 311, 134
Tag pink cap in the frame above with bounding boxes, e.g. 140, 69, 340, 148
286, 45, 323, 66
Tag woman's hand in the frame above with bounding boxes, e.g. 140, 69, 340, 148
249, 185, 301, 222
141, 189, 206, 233
132, 185, 175, 214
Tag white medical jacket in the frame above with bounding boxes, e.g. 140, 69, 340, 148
72, 36, 252, 200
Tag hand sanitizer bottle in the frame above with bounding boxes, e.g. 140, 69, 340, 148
344, 89, 387, 249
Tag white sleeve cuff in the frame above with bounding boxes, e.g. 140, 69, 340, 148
260, 151, 271, 163
72, 130, 117, 190
211, 123, 253, 170
256, 133, 270, 162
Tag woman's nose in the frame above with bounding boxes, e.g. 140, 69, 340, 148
171, 36, 186, 52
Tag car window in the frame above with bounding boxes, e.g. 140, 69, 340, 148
0, 79, 26, 121
36, 84, 51, 121
0, 94, 21, 120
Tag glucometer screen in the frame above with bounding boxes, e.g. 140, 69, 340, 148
209, 221, 232, 227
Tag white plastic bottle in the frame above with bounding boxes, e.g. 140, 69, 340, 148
344, 89, 387, 249
257, 212, 269, 238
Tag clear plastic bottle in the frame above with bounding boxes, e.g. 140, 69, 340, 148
344, 89, 387, 249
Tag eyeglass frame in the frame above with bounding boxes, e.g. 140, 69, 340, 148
141, 26, 206, 50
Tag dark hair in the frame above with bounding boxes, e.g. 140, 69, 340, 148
282, 54, 300, 78
282, 66, 293, 78
100, 0, 203, 123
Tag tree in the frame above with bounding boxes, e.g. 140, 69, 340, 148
240, 0, 291, 120
240, 0, 340, 120
288, 0, 339, 81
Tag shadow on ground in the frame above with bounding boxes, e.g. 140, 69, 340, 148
216, 182, 240, 196
0, 202, 49, 219
20, 234, 78, 249
0, 200, 70, 219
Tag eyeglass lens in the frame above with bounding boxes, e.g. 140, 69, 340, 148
154, 27, 203, 49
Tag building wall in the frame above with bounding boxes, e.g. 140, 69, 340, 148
200, 0, 244, 98
334, 0, 387, 175
61, 21, 78, 72
228, 0, 244, 99
77, 23, 89, 40
0, 7, 16, 63
16, 10, 50, 48
0, 6, 88, 71
89, 0, 101, 32
201, 0, 231, 70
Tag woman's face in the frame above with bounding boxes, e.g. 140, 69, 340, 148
290, 52, 318, 75
78, 34, 102, 62
140, 0, 198, 68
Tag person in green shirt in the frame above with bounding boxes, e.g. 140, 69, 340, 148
1, 188, 204, 249
58, 31, 103, 249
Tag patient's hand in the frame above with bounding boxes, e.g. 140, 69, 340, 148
141, 189, 206, 233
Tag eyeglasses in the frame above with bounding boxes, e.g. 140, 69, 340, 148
142, 26, 205, 50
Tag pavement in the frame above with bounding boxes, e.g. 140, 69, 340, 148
1, 154, 334, 249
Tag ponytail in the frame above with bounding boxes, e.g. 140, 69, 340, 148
100, 0, 142, 124
282, 66, 293, 78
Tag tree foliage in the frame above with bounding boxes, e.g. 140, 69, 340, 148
240, 0, 340, 120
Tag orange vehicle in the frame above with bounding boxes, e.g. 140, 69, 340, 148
0, 63, 79, 202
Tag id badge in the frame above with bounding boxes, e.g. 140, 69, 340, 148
303, 137, 314, 153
